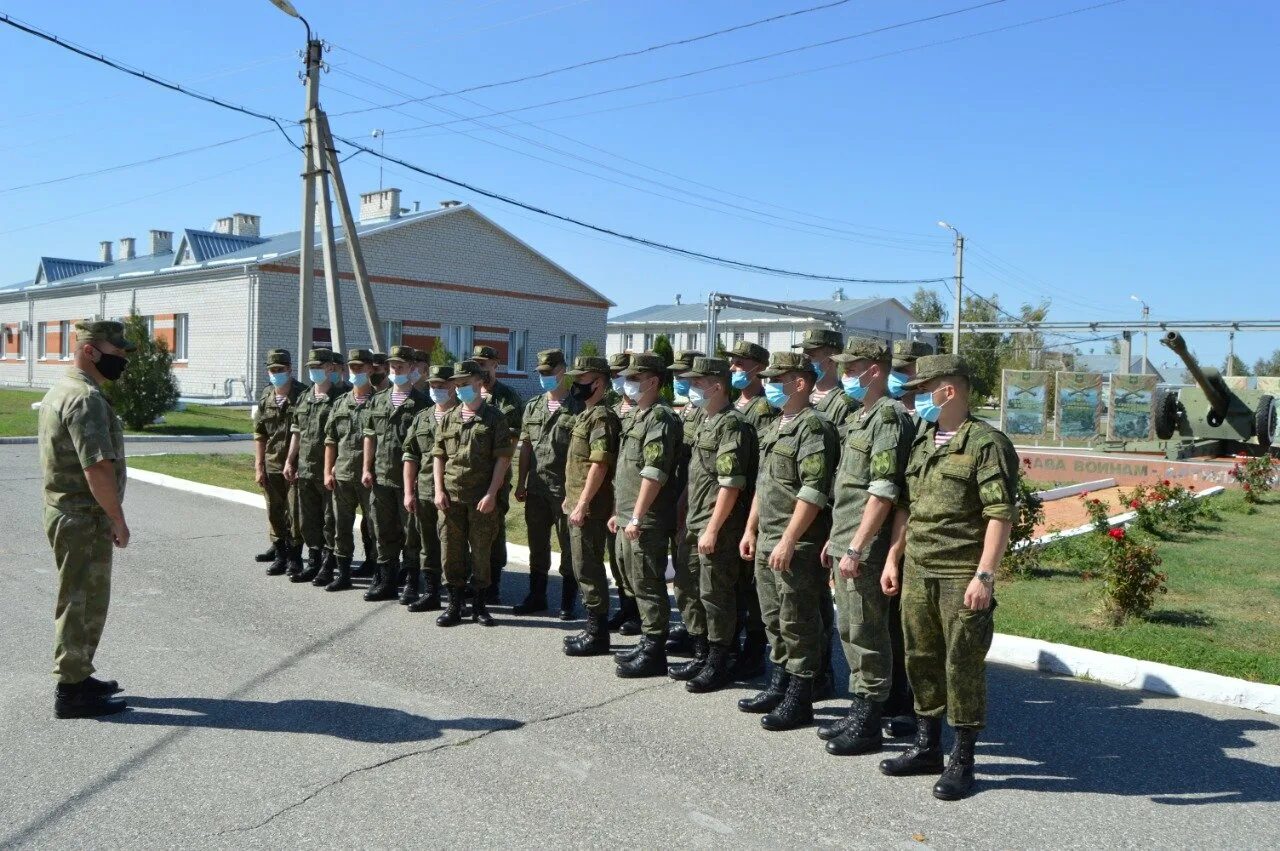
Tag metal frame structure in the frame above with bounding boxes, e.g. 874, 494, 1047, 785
705, 292, 843, 351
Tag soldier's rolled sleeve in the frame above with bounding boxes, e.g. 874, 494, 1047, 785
402, 424, 422, 464
588, 421, 616, 466
977, 442, 1017, 521
867, 421, 905, 502
795, 421, 832, 507
68, 396, 118, 469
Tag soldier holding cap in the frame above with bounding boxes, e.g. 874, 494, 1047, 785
878, 354, 1018, 801
432, 360, 517, 627
362, 346, 429, 603
515, 349, 583, 617
255, 348, 305, 579
605, 352, 641, 634
738, 351, 839, 730
666, 349, 704, 657
40, 320, 135, 719
470, 343, 524, 603
401, 363, 459, 613
560, 355, 622, 657
284, 348, 343, 585
321, 348, 379, 592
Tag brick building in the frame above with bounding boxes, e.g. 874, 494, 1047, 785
0, 191, 611, 399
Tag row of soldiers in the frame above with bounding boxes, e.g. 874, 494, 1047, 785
252, 331, 1017, 801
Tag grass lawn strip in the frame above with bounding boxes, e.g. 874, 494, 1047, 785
0, 388, 251, 437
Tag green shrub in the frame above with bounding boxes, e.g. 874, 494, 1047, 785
1001, 471, 1045, 578
104, 312, 179, 430
1100, 526, 1166, 624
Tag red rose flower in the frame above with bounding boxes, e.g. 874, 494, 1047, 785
1162, 479, 1171, 486
1129, 500, 1141, 509
1108, 528, 1125, 540
1244, 483, 1252, 491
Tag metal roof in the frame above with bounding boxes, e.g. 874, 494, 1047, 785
608, 296, 895, 325
177, 229, 266, 264
36, 257, 110, 284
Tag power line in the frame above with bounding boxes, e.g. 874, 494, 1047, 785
331, 0, 861, 118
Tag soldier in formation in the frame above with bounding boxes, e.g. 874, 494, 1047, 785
254, 349, 305, 578
284, 348, 342, 585
666, 349, 704, 656
400, 363, 457, 613
322, 348, 378, 592
471, 344, 523, 604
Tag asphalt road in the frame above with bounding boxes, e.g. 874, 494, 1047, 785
2, 443, 1278, 849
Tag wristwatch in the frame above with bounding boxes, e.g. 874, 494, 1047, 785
629, 516, 640, 526
845, 545, 866, 560
975, 570, 995, 586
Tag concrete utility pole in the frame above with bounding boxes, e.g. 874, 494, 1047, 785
1227, 330, 1236, 376
939, 222, 964, 355
1131, 295, 1150, 374
296, 35, 320, 363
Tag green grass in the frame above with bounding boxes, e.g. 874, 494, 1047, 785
999, 491, 1280, 684
0, 387, 251, 436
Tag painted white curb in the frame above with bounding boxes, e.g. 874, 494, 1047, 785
0, 433, 253, 446
127, 467, 1278, 715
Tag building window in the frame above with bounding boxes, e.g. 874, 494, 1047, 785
684, 332, 697, 350
382, 320, 403, 349
508, 329, 528, 373
642, 333, 654, 351
0, 328, 7, 359
59, 321, 71, 360
559, 333, 578, 362
441, 324, 472, 360
623, 333, 635, 351
174, 313, 189, 360
732, 331, 745, 346
36, 322, 47, 359
141, 315, 155, 339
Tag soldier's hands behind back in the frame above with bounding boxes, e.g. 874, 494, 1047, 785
964, 576, 993, 611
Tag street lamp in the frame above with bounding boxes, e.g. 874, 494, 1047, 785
267, 0, 311, 40
1130, 294, 1150, 374
938, 221, 964, 355
371, 129, 385, 190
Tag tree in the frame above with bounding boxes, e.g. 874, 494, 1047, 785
1222, 354, 1252, 376
430, 342, 455, 366
1252, 349, 1280, 377
999, 300, 1050, 371
652, 334, 675, 402
957, 294, 1001, 403
104, 311, 179, 430
578, 340, 600, 358
908, 286, 947, 324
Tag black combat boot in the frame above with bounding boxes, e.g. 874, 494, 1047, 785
399, 565, 422, 606
668, 635, 709, 681
564, 611, 611, 657
817, 698, 860, 742
81, 675, 122, 696
408, 574, 442, 612
266, 538, 292, 576
558, 571, 579, 621
326, 557, 353, 592
364, 559, 400, 602
472, 592, 497, 627
55, 681, 127, 719
359, 516, 376, 573
730, 631, 768, 679
878, 716, 945, 777
761, 675, 815, 731
293, 547, 323, 583
738, 666, 790, 714
826, 698, 884, 756
665, 624, 693, 655
254, 542, 277, 563
615, 635, 667, 678
933, 728, 978, 801
512, 572, 548, 615
285, 541, 305, 579
436, 586, 465, 627
312, 548, 337, 587
686, 642, 734, 693
884, 714, 918, 739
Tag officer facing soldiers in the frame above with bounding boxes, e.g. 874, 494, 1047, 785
254, 349, 305, 578
322, 349, 378, 592
433, 360, 516, 627
670, 356, 758, 693
40, 320, 134, 719
470, 344, 523, 603
738, 351, 839, 730
667, 349, 704, 656
817, 337, 915, 756
605, 352, 641, 634
515, 349, 583, 617
284, 348, 342, 585
362, 346, 429, 603
611, 353, 683, 678
401, 364, 458, 613
878, 354, 1017, 801
560, 356, 622, 657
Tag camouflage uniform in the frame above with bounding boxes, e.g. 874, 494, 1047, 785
254, 351, 305, 547
473, 344, 524, 596
668, 350, 705, 641
901, 360, 1018, 730
291, 348, 342, 557
39, 323, 133, 684
401, 364, 458, 589
364, 347, 429, 574
324, 350, 377, 562
607, 353, 635, 597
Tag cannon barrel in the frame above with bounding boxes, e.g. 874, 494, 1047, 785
1159, 331, 1230, 415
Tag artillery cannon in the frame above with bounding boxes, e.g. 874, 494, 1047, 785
1155, 331, 1275, 459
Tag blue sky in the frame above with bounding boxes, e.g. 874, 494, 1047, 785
2, 0, 1276, 370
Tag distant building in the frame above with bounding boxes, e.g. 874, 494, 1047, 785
0, 193, 611, 398
606, 291, 914, 356
1071, 354, 1170, 385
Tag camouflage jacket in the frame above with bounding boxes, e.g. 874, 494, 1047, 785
291, 383, 343, 480
38, 369, 126, 515
903, 416, 1019, 578
812, 385, 858, 434
520, 393, 584, 501
324, 387, 377, 483
364, 386, 430, 484
674, 403, 706, 504
564, 402, 621, 520
402, 405, 452, 500
614, 402, 683, 531
735, 393, 779, 436
254, 380, 307, 473
685, 405, 757, 535
432, 402, 516, 504
755, 407, 839, 551
484, 379, 524, 434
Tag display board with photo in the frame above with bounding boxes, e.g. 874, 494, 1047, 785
1055, 371, 1103, 442
1000, 370, 1049, 437
1108, 373, 1158, 441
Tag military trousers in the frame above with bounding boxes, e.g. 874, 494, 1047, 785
415, 497, 443, 581
45, 509, 113, 684
490, 486, 510, 574
834, 562, 893, 702
884, 592, 915, 717
441, 500, 501, 589
263, 472, 299, 544
618, 526, 672, 638
676, 527, 744, 645
296, 475, 336, 551
736, 557, 765, 638
331, 479, 371, 561
755, 541, 826, 678
901, 566, 995, 730
608, 530, 630, 595
525, 491, 573, 581
570, 517, 610, 615
370, 483, 420, 569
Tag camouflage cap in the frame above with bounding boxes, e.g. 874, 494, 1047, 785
729, 340, 769, 365
679, 356, 730, 379
565, 355, 610, 378
759, 350, 816, 379
791, 328, 843, 352
831, 336, 890, 365
413, 348, 431, 364
892, 339, 935, 369
387, 345, 416, 363
535, 348, 566, 374
903, 353, 970, 390
370, 351, 388, 366
450, 359, 488, 382
346, 348, 374, 365
607, 352, 631, 374
76, 320, 136, 353
428, 364, 455, 383
265, 348, 291, 367
471, 344, 500, 362
306, 347, 335, 366
619, 352, 667, 377
668, 349, 705, 372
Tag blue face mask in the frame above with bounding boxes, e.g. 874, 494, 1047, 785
687, 386, 708, 409
539, 374, 560, 392
730, 370, 751, 390
915, 389, 945, 423
409, 369, 422, 384
429, 387, 451, 405
622, 379, 643, 400
391, 373, 410, 387
841, 366, 874, 402
611, 376, 626, 395
269, 372, 290, 388
673, 378, 691, 398
813, 361, 826, 382
456, 384, 478, 405
308, 368, 327, 385
764, 381, 790, 409
887, 370, 909, 399
351, 372, 369, 388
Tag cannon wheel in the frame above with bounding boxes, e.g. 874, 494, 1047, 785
1154, 388, 1180, 441
1257, 395, 1275, 449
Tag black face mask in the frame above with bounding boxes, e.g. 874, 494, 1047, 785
569, 380, 596, 402
94, 347, 129, 381
371, 371, 387, 385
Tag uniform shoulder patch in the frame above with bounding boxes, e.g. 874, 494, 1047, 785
870, 449, 895, 479
799, 452, 826, 479
880, 404, 898, 424
715, 452, 735, 476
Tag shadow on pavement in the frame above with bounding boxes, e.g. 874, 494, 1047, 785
102, 696, 520, 744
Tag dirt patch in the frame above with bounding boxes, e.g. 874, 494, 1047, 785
1037, 485, 1129, 536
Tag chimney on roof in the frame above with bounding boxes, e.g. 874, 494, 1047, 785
213, 217, 234, 234
120, 237, 136, 261
99, 241, 113, 263
832, 287, 845, 302
359, 188, 402, 223
439, 199, 462, 209
675, 294, 682, 305
231, 213, 260, 238
150, 229, 173, 255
